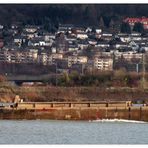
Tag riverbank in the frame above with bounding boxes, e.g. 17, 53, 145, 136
1, 84, 148, 102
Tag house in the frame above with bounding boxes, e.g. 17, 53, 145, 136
93, 57, 113, 71
58, 24, 74, 33
96, 28, 102, 34
95, 33, 102, 39
88, 39, 97, 45
74, 26, 86, 33
11, 22, 21, 29
0, 25, 4, 30
129, 41, 139, 50
24, 25, 39, 33
45, 40, 53, 47
119, 35, 131, 42
95, 41, 110, 48
102, 32, 113, 37
68, 44, 78, 52
131, 32, 141, 36
78, 41, 88, 50
21, 30, 38, 39
77, 33, 88, 40
142, 36, 148, 41
85, 27, 92, 33
124, 17, 148, 29
43, 33, 56, 41
14, 36, 26, 47
28, 37, 47, 47
140, 44, 148, 52
7, 28, 18, 36
65, 36, 77, 42
51, 46, 57, 53
115, 42, 129, 49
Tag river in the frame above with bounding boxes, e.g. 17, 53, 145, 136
0, 119, 148, 144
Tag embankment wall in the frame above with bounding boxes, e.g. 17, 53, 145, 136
0, 105, 148, 121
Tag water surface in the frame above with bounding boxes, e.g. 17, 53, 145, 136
0, 120, 148, 144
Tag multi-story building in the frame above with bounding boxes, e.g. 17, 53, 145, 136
24, 25, 39, 33
26, 49, 38, 63
0, 51, 7, 62
38, 53, 48, 65
114, 51, 143, 61
48, 53, 64, 65
94, 57, 113, 71
68, 55, 88, 67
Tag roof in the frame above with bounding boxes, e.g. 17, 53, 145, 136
124, 17, 148, 23
25, 25, 40, 29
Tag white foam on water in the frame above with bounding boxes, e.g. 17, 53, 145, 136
89, 119, 146, 123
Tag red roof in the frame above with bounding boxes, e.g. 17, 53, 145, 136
124, 17, 148, 23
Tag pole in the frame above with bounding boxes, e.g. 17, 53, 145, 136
136, 63, 139, 73
55, 62, 57, 87
142, 54, 145, 89
55, 62, 58, 102
82, 64, 84, 75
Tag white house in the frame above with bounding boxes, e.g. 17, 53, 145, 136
77, 33, 88, 39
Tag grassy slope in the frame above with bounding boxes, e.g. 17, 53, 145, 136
1, 84, 148, 103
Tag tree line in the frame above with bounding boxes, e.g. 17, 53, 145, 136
0, 4, 148, 32
55, 69, 146, 88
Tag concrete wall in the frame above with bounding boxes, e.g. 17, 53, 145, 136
4, 101, 147, 121
1, 106, 148, 121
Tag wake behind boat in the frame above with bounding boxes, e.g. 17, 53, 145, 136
89, 119, 146, 123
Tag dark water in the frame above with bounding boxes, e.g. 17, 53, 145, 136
0, 120, 148, 144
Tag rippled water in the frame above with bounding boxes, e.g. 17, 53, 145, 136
0, 120, 148, 144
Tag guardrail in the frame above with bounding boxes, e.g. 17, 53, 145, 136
15, 101, 132, 110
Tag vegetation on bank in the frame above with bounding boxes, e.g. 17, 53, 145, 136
0, 69, 148, 103
56, 69, 145, 88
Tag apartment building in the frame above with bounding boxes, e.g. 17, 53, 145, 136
115, 51, 143, 61
68, 55, 88, 67
38, 53, 48, 65
47, 53, 64, 65
25, 49, 38, 63
94, 57, 113, 71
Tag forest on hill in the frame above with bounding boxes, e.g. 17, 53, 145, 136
0, 4, 148, 28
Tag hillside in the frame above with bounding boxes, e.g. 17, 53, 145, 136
0, 4, 148, 27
